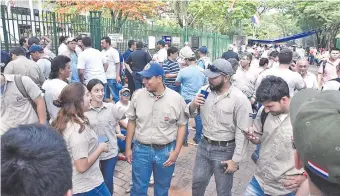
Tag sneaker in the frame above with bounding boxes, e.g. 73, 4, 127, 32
125, 188, 131, 193
172, 173, 175, 177
183, 141, 188, 147
129, 181, 133, 186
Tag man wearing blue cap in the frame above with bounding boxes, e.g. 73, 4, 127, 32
30, 45, 51, 79
125, 62, 187, 196
197, 46, 212, 69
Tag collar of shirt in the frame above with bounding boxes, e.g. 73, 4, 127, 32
148, 86, 167, 100
89, 102, 108, 112
211, 85, 233, 102
327, 58, 340, 66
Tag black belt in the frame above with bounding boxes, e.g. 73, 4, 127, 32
140, 142, 172, 150
203, 136, 235, 146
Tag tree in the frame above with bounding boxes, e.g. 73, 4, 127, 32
187, 0, 259, 36
54, 0, 164, 32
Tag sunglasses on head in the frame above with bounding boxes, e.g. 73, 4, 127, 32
207, 64, 227, 75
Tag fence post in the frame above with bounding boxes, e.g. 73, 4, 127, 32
1, 5, 9, 51
89, 11, 101, 50
52, 12, 58, 55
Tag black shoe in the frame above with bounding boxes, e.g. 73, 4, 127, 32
183, 141, 188, 147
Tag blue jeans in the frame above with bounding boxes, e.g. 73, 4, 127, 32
185, 100, 203, 143
73, 182, 110, 196
192, 139, 235, 196
104, 79, 121, 103
100, 157, 118, 195
245, 176, 295, 196
131, 141, 176, 196
118, 129, 127, 152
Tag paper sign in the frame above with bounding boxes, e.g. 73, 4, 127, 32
148, 36, 155, 49
108, 33, 123, 43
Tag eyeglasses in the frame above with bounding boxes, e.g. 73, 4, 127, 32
122, 93, 130, 97
207, 64, 227, 75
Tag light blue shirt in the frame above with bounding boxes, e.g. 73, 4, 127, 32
176, 65, 207, 101
71, 52, 79, 82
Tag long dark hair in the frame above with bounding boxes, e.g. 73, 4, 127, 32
51, 83, 89, 134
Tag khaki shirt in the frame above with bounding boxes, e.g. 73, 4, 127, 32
0, 74, 41, 135
125, 87, 187, 145
4, 56, 45, 88
186, 85, 252, 162
253, 107, 304, 195
63, 121, 104, 194
232, 67, 258, 97
85, 102, 124, 160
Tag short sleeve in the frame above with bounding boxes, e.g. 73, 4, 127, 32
69, 130, 89, 160
22, 76, 42, 100
102, 53, 108, 64
77, 53, 86, 69
112, 50, 120, 64
3, 62, 14, 74
177, 97, 188, 126
163, 63, 170, 74
126, 55, 132, 64
294, 72, 306, 90
125, 90, 139, 121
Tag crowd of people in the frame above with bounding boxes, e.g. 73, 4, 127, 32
1, 34, 340, 196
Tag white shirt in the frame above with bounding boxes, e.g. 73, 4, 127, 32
42, 79, 68, 121
233, 67, 259, 97
37, 57, 51, 79
75, 45, 83, 55
102, 47, 120, 79
58, 43, 68, 55
116, 101, 130, 125
256, 68, 305, 97
44, 42, 56, 59
153, 48, 168, 64
322, 78, 340, 91
77, 47, 107, 84
302, 71, 318, 89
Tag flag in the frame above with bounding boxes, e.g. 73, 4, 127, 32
251, 14, 260, 25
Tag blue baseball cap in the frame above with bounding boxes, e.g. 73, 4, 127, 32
137, 62, 164, 78
29, 45, 43, 53
198, 46, 208, 54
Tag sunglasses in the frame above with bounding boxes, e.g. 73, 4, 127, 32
207, 64, 227, 75
122, 93, 130, 97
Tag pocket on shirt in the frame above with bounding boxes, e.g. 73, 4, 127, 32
8, 96, 28, 107
159, 112, 176, 128
217, 108, 234, 126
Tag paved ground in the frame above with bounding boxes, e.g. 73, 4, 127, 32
113, 125, 256, 196
113, 65, 319, 196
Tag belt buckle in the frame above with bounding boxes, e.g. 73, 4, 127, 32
207, 138, 212, 144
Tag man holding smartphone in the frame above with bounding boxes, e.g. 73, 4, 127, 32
125, 62, 187, 196
188, 59, 252, 196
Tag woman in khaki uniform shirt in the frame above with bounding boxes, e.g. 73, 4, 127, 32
51, 83, 111, 196
85, 79, 125, 195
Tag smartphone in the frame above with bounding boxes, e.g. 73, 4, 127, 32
220, 163, 228, 173
98, 135, 109, 143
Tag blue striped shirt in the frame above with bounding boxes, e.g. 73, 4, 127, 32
163, 58, 180, 87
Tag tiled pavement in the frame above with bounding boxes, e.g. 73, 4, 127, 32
113, 125, 256, 196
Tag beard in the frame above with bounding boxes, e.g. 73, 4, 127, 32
209, 80, 224, 91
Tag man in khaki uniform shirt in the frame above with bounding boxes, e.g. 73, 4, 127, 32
187, 59, 252, 196
4, 47, 45, 88
0, 74, 46, 135
244, 76, 306, 196
125, 62, 187, 196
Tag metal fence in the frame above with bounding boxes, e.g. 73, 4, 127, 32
1, 5, 232, 59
